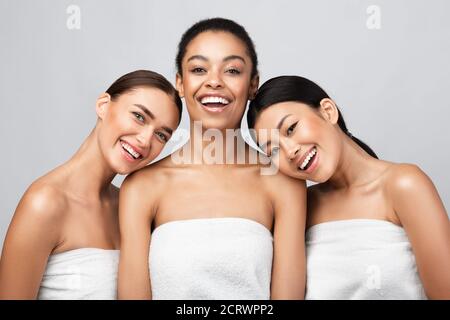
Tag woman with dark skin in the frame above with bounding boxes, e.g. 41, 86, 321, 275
247, 75, 450, 299
118, 19, 306, 300
0, 70, 182, 299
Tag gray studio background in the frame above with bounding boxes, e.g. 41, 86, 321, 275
1, 0, 449, 249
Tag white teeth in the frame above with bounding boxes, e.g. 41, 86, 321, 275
120, 141, 141, 159
200, 96, 230, 105
300, 148, 317, 170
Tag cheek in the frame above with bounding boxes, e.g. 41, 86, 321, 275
228, 78, 250, 100
183, 75, 201, 95
149, 143, 165, 160
104, 113, 138, 145
298, 117, 322, 142
105, 110, 123, 131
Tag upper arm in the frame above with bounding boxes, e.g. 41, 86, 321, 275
117, 170, 161, 299
0, 185, 63, 299
265, 174, 307, 299
389, 164, 450, 299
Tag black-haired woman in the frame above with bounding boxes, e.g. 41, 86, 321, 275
247, 75, 450, 299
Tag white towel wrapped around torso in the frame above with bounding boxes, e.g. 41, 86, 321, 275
305, 219, 427, 300
149, 217, 273, 300
37, 248, 119, 300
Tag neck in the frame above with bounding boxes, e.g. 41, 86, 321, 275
62, 127, 116, 200
184, 120, 250, 165
326, 132, 380, 189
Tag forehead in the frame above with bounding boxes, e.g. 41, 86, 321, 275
255, 101, 314, 129
184, 31, 250, 63
118, 87, 179, 126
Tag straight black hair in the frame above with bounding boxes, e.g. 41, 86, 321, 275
247, 76, 378, 158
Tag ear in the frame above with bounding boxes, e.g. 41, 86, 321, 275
96, 93, 111, 120
175, 73, 184, 98
248, 75, 259, 100
319, 98, 339, 124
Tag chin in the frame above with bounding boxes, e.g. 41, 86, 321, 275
312, 171, 332, 184
312, 176, 327, 184
110, 160, 134, 175
196, 118, 236, 130
112, 166, 129, 175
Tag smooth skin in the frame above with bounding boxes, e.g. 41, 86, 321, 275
118, 31, 307, 300
255, 99, 450, 299
0, 87, 180, 299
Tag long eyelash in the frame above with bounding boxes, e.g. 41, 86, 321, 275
191, 67, 205, 73
156, 132, 168, 142
227, 68, 241, 74
287, 121, 298, 134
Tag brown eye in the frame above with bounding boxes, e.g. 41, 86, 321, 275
191, 67, 206, 74
287, 122, 298, 136
226, 68, 241, 75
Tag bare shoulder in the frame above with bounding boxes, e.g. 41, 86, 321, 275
121, 156, 173, 191
119, 156, 176, 218
15, 178, 68, 225
259, 170, 306, 204
5, 178, 67, 250
385, 163, 436, 196
118, 156, 178, 227
382, 162, 446, 220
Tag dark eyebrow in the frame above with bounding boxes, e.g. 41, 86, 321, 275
186, 55, 246, 64
162, 126, 173, 135
277, 114, 292, 130
133, 104, 174, 135
187, 55, 208, 63
133, 104, 155, 120
223, 55, 246, 64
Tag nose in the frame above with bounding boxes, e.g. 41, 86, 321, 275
280, 138, 301, 161
205, 70, 224, 89
136, 125, 155, 150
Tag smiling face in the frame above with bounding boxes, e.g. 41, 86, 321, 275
254, 100, 343, 183
176, 31, 258, 130
96, 86, 180, 174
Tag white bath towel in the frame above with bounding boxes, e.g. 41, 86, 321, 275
305, 219, 427, 300
149, 217, 273, 300
37, 248, 119, 300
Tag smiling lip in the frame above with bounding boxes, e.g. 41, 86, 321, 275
119, 139, 145, 161
197, 93, 232, 113
120, 146, 138, 163
293, 146, 316, 169
304, 150, 319, 174
201, 104, 229, 113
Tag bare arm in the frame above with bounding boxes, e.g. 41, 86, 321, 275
390, 164, 450, 299
0, 185, 63, 299
117, 171, 159, 299
266, 174, 307, 299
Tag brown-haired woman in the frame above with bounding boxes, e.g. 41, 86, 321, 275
0, 70, 182, 299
